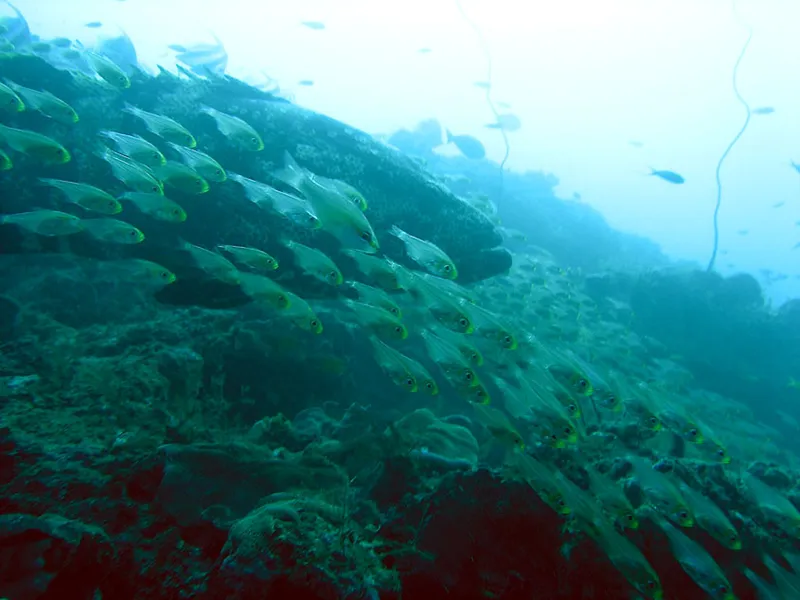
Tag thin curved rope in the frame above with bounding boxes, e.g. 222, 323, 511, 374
706, 0, 753, 272
453, 0, 510, 194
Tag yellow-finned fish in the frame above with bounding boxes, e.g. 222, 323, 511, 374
228, 172, 320, 230
154, 161, 209, 194
472, 403, 524, 450
316, 175, 368, 211
86, 51, 130, 89
200, 105, 263, 151
0, 209, 83, 236
119, 192, 186, 223
4, 80, 77, 123
505, 453, 571, 516
389, 224, 458, 279
345, 281, 401, 318
238, 273, 291, 310
114, 259, 177, 287
99, 130, 166, 167
591, 518, 663, 599
429, 324, 483, 366
586, 468, 639, 530
403, 270, 474, 334
655, 515, 735, 600
167, 143, 226, 182
342, 250, 403, 290
274, 152, 379, 253
342, 299, 408, 341
678, 483, 740, 550
462, 300, 517, 349
629, 458, 693, 527
419, 328, 480, 390
82, 218, 145, 244
399, 353, 438, 395
217, 245, 278, 272
0, 124, 70, 164
368, 335, 418, 393
123, 104, 196, 147
97, 147, 164, 195
283, 239, 343, 286
282, 291, 323, 334
0, 80, 24, 112
40, 178, 122, 215
184, 242, 240, 285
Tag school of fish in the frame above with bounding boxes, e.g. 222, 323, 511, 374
3, 14, 800, 600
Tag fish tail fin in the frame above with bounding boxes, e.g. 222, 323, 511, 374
121, 102, 138, 116
37, 177, 57, 188
273, 151, 307, 191
92, 143, 110, 160
388, 224, 405, 240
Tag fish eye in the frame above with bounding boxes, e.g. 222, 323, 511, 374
647, 581, 657, 590
160, 271, 170, 279
626, 514, 635, 521
151, 186, 159, 193
679, 511, 688, 519
464, 371, 474, 382
405, 378, 414, 387
278, 295, 288, 307
717, 449, 726, 456
215, 169, 223, 176
55, 148, 63, 155
503, 335, 512, 345
557, 499, 566, 507
153, 152, 160, 160
8, 98, 16, 105
390, 308, 399, 316
577, 379, 587, 389
172, 209, 181, 215
394, 326, 403, 334
129, 229, 138, 237
359, 231, 372, 242
459, 318, 468, 327
568, 404, 577, 413
648, 417, 657, 425
250, 137, 258, 145
310, 319, 319, 328
563, 427, 572, 435
426, 382, 434, 390
443, 264, 452, 272
689, 428, 698, 437
328, 270, 338, 280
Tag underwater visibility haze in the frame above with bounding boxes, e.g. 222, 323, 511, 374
1, 0, 800, 598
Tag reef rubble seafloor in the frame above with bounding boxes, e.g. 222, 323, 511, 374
0, 406, 712, 600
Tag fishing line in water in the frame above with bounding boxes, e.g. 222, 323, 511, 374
453, 0, 509, 198
706, 0, 753, 272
